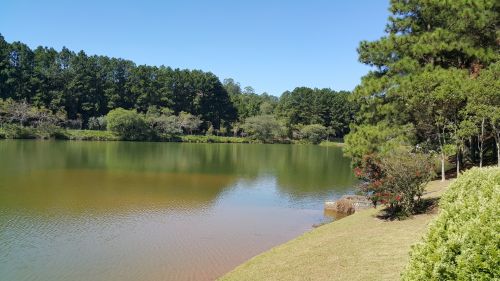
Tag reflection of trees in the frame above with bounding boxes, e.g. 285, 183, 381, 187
273, 145, 357, 196
0, 141, 356, 213
0, 169, 235, 214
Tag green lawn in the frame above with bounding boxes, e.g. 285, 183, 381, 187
220, 180, 450, 281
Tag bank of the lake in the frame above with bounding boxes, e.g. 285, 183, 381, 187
220, 180, 450, 281
1, 128, 339, 144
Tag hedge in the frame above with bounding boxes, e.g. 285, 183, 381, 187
402, 167, 500, 280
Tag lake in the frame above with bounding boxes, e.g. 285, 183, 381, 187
0, 140, 356, 281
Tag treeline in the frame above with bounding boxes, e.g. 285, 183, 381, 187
0, 34, 354, 143
344, 0, 499, 219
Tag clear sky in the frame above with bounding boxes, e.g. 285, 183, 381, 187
0, 0, 389, 96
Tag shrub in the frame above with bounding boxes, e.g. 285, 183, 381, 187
356, 150, 435, 217
106, 108, 149, 140
242, 115, 284, 143
66, 130, 119, 141
87, 116, 107, 130
2, 124, 37, 139
178, 111, 202, 134
145, 114, 182, 138
402, 167, 500, 280
299, 124, 327, 144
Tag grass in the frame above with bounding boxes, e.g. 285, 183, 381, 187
180, 135, 251, 143
65, 129, 120, 141
319, 140, 345, 147
220, 180, 450, 281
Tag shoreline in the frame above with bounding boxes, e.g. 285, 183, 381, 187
219, 180, 450, 281
0, 128, 345, 145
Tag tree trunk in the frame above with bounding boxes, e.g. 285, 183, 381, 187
497, 140, 500, 167
456, 148, 460, 177
479, 118, 485, 168
441, 153, 446, 182
493, 123, 499, 167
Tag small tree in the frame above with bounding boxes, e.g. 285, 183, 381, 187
241, 115, 284, 143
88, 116, 107, 130
356, 150, 435, 218
106, 108, 149, 140
178, 111, 202, 135
300, 124, 327, 144
380, 151, 435, 217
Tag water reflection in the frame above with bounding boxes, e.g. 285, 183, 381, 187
0, 140, 356, 281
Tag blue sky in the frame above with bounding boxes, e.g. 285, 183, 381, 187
0, 0, 389, 96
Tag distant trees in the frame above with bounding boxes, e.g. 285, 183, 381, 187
299, 124, 327, 144
276, 87, 355, 138
0, 34, 236, 129
0, 35, 357, 144
106, 108, 149, 141
241, 115, 284, 143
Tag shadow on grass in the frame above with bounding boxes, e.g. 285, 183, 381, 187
376, 197, 440, 221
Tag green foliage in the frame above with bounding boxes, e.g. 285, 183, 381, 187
178, 111, 202, 134
276, 87, 354, 138
87, 116, 107, 131
106, 108, 149, 140
299, 124, 327, 144
65, 130, 119, 141
180, 135, 250, 143
380, 151, 435, 217
355, 150, 435, 218
402, 167, 500, 280
344, 123, 415, 165
0, 34, 237, 127
242, 115, 284, 143
144, 108, 182, 137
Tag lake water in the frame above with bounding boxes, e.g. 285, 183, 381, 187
0, 140, 356, 281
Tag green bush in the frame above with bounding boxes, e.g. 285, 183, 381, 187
106, 108, 149, 140
299, 124, 327, 144
2, 124, 37, 139
241, 115, 284, 143
402, 167, 500, 280
66, 130, 119, 141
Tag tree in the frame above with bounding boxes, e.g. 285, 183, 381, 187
106, 108, 148, 140
276, 87, 354, 137
400, 68, 467, 181
299, 124, 327, 144
344, 122, 415, 166
348, 0, 498, 175
178, 111, 202, 134
356, 150, 435, 218
242, 115, 284, 143
468, 62, 500, 167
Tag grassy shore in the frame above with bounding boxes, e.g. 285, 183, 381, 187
318, 140, 345, 147
220, 180, 450, 281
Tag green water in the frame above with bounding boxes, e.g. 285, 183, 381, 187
0, 140, 356, 281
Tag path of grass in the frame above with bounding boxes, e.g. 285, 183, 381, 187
220, 180, 450, 281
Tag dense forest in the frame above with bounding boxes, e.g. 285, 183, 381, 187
0, 34, 354, 143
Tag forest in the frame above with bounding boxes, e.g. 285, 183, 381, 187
0, 35, 353, 143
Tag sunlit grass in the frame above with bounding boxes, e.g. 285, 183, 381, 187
220, 180, 450, 281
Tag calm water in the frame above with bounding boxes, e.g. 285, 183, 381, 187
0, 140, 356, 281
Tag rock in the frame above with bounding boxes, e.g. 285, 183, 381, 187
325, 195, 372, 214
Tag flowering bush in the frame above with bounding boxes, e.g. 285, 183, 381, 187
356, 150, 435, 217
